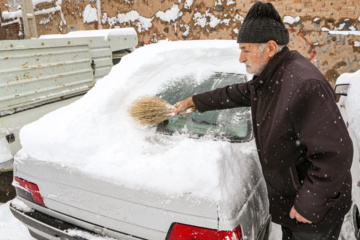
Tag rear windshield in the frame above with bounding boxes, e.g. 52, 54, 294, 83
156, 73, 252, 142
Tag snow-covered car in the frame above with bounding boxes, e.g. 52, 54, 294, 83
334, 71, 360, 240
9, 40, 271, 240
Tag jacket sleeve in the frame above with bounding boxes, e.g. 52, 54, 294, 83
192, 82, 252, 112
290, 79, 353, 223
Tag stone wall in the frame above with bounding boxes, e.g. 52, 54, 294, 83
1, 0, 360, 84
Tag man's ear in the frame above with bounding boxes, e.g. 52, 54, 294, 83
267, 40, 278, 58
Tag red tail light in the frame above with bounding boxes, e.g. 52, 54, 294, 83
167, 223, 242, 240
14, 177, 45, 206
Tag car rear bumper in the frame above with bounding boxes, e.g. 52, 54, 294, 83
10, 202, 90, 240
9, 199, 145, 240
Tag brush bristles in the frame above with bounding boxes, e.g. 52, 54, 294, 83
129, 96, 197, 126
129, 96, 176, 126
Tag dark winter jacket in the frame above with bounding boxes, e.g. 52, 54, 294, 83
193, 46, 353, 231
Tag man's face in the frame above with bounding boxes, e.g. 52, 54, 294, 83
239, 43, 270, 75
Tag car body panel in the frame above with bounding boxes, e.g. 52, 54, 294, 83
13, 151, 269, 239
10, 40, 271, 240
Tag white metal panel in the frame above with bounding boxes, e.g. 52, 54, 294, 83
88, 47, 113, 80
0, 39, 94, 115
39, 29, 138, 81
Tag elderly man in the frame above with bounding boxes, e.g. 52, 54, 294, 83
173, 1, 353, 240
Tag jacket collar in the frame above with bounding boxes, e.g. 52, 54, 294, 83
250, 46, 290, 90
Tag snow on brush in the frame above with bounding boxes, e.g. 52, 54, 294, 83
17, 40, 255, 202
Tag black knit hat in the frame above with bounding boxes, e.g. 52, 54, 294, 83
237, 1, 289, 45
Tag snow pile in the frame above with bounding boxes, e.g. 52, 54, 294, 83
17, 40, 256, 201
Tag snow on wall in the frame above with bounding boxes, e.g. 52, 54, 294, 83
283, 16, 300, 25
155, 4, 183, 23
193, 10, 231, 29
83, 4, 97, 23
184, 0, 193, 9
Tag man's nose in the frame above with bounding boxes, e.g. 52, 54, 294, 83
239, 53, 246, 63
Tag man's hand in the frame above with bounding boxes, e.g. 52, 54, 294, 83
289, 206, 312, 224
173, 97, 195, 116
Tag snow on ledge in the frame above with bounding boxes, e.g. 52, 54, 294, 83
283, 16, 300, 25
327, 31, 360, 35
39, 28, 137, 41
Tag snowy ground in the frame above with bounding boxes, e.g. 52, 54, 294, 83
0, 202, 34, 240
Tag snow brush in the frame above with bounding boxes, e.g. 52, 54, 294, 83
129, 96, 196, 126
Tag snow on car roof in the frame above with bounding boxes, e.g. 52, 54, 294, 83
17, 40, 257, 202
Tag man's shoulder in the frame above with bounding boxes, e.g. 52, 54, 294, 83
282, 50, 326, 84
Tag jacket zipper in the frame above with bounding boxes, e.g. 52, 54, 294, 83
289, 166, 299, 191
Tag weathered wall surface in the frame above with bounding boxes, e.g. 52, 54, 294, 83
1, 0, 360, 84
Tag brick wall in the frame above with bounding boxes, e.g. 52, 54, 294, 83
0, 0, 359, 83
0, 0, 23, 40
269, 0, 358, 18
0, 0, 9, 11
0, 21, 22, 40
